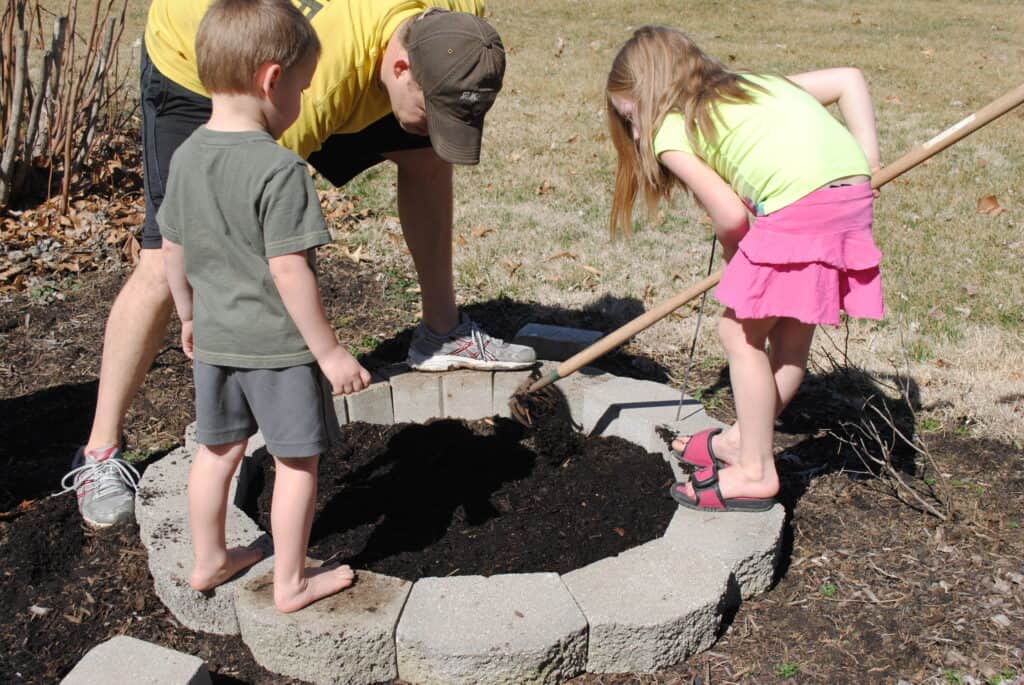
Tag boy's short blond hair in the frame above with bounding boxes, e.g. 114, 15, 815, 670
196, 0, 320, 95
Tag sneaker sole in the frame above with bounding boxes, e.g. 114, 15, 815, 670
408, 356, 535, 372
80, 512, 135, 528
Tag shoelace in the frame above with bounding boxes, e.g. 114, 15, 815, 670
57, 457, 141, 499
466, 322, 499, 361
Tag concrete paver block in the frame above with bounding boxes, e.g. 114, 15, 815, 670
396, 573, 587, 685
136, 447, 190, 544
386, 369, 443, 423
144, 506, 268, 635
664, 504, 786, 600
331, 394, 349, 426
235, 559, 411, 685
492, 369, 533, 419
546, 363, 612, 428
345, 381, 394, 424
138, 447, 257, 547
582, 377, 714, 453
61, 635, 210, 685
513, 323, 603, 362
562, 539, 727, 673
441, 370, 494, 420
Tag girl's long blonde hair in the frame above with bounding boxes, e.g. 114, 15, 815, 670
607, 26, 761, 238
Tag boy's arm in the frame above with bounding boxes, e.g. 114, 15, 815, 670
162, 237, 194, 359
268, 252, 370, 395
659, 150, 750, 262
788, 68, 881, 170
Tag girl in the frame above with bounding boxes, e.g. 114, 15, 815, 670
606, 26, 883, 511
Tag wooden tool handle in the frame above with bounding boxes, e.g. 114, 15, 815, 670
527, 82, 1024, 394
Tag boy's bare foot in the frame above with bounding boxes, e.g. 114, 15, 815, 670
274, 564, 356, 613
190, 546, 265, 592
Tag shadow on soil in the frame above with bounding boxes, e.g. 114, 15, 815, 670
0, 380, 100, 511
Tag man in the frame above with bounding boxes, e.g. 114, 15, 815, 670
61, 0, 535, 527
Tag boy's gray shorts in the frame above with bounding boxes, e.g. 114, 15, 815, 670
193, 360, 341, 457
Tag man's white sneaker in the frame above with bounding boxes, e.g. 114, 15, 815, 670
59, 446, 140, 527
406, 314, 536, 371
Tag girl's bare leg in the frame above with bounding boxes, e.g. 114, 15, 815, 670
672, 317, 816, 465
271, 455, 354, 613
677, 312, 780, 500
189, 440, 264, 591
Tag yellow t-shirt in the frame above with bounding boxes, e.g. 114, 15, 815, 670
653, 75, 869, 215
144, 0, 485, 159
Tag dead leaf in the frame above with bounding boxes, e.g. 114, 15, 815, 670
537, 180, 554, 195
509, 152, 522, 162
345, 245, 369, 264
502, 259, 522, 278
977, 194, 1006, 216
455, 234, 468, 247
514, 610, 525, 618
554, 37, 564, 58
885, 95, 902, 105
963, 284, 979, 297
122, 235, 141, 265
566, 134, 579, 144
581, 264, 602, 276
613, 527, 625, 537
921, 48, 935, 57
927, 306, 946, 321
545, 251, 578, 262
471, 225, 494, 238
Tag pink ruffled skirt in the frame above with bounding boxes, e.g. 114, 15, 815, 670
715, 183, 884, 325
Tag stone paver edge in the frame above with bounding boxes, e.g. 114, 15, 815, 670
139, 363, 781, 683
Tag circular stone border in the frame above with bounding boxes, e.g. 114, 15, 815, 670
135, 359, 785, 685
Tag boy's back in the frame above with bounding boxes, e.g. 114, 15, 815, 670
158, 127, 330, 369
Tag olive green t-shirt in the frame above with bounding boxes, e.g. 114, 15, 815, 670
158, 127, 330, 369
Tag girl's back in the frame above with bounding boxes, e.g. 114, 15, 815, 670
654, 75, 869, 215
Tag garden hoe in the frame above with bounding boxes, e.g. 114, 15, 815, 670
509, 81, 1024, 427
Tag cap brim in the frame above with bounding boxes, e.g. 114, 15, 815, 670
425, 98, 482, 165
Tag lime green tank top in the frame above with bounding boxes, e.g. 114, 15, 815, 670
653, 75, 869, 215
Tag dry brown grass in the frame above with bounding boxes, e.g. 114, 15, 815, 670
465, 1, 1023, 443
108, 0, 1023, 440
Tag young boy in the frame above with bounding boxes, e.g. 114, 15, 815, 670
160, 0, 370, 613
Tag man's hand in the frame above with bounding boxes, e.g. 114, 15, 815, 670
318, 346, 371, 395
181, 320, 195, 359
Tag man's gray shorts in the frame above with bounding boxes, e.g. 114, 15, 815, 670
194, 361, 341, 457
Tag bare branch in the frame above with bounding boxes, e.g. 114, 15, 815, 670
0, 28, 27, 208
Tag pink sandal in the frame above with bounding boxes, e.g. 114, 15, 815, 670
669, 480, 776, 513
673, 427, 726, 488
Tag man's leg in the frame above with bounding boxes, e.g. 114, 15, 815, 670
307, 116, 534, 370
384, 147, 457, 334
86, 249, 173, 451
63, 42, 210, 526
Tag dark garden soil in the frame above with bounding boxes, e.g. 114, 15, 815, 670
245, 419, 676, 579
2, 252, 1023, 684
